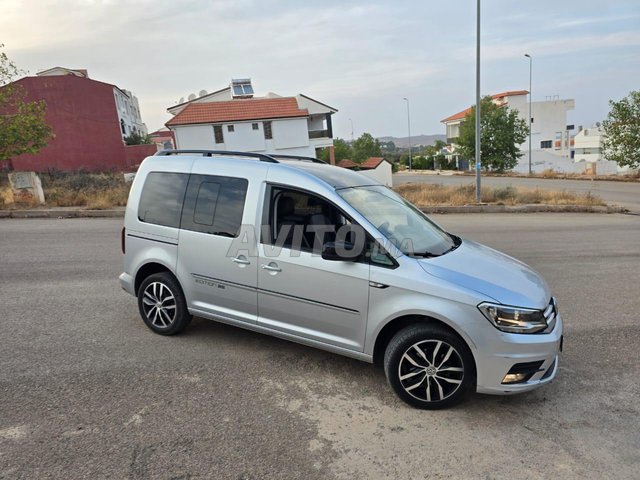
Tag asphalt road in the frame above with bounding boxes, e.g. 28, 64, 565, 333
1, 215, 639, 479
395, 173, 640, 212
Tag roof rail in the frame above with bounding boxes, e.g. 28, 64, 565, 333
155, 149, 279, 163
268, 153, 327, 164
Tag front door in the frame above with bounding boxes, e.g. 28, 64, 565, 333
257, 186, 370, 351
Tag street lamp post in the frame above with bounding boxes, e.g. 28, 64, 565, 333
475, 0, 481, 203
403, 97, 412, 171
525, 53, 532, 175
348, 118, 354, 143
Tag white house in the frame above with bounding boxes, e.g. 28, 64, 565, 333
338, 157, 393, 186
36, 67, 148, 139
166, 79, 337, 158
441, 90, 576, 173
573, 125, 604, 163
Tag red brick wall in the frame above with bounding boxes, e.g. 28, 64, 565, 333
7, 76, 129, 172
124, 144, 157, 169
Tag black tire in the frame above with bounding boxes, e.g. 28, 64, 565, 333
137, 272, 192, 335
383, 323, 475, 409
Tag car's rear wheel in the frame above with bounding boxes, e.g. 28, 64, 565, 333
384, 324, 474, 409
137, 272, 191, 335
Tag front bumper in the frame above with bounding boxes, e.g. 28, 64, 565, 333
474, 313, 563, 395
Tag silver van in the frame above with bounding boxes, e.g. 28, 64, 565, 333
119, 150, 563, 409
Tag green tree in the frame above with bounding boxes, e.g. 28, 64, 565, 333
351, 132, 382, 163
124, 131, 152, 145
318, 137, 352, 162
457, 96, 528, 172
0, 44, 53, 163
602, 90, 640, 169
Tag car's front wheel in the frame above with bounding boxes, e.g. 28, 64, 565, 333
384, 324, 475, 409
137, 272, 192, 335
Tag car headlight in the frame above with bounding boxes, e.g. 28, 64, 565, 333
478, 302, 547, 334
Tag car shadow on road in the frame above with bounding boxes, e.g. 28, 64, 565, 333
176, 316, 556, 411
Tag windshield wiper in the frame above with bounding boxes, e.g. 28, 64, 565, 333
411, 251, 439, 258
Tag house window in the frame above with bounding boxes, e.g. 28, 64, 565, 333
531, 118, 534, 123
214, 125, 224, 144
540, 140, 552, 149
120, 119, 126, 134
263, 121, 273, 140
252, 123, 259, 131
227, 125, 235, 133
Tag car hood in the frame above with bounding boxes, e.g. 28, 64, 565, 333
417, 238, 550, 309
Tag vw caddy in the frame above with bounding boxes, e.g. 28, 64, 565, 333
119, 150, 563, 409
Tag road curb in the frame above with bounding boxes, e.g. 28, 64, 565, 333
0, 205, 629, 219
419, 204, 628, 214
0, 209, 125, 218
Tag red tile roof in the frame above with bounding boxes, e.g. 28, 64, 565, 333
360, 157, 385, 169
337, 159, 358, 169
441, 90, 529, 123
166, 97, 308, 126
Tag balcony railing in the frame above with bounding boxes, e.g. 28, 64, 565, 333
309, 129, 330, 139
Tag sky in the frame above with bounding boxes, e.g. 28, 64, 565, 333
2, 0, 639, 138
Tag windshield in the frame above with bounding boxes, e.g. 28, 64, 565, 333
338, 185, 456, 257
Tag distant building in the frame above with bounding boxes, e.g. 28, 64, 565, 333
337, 157, 393, 186
441, 90, 576, 173
166, 79, 337, 159
36, 67, 147, 139
3, 68, 152, 171
148, 128, 176, 151
573, 125, 604, 163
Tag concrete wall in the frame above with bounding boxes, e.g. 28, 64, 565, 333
174, 125, 215, 149
225, 121, 269, 152
272, 118, 310, 149
359, 162, 393, 186
513, 151, 619, 174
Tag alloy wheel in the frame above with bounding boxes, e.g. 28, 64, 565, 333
141, 282, 176, 328
398, 340, 465, 402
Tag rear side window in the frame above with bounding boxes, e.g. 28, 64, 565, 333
137, 172, 189, 228
181, 174, 248, 237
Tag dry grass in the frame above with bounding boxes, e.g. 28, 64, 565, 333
395, 183, 605, 207
1, 171, 130, 210
458, 169, 640, 182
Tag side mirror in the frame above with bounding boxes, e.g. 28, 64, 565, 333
321, 241, 360, 262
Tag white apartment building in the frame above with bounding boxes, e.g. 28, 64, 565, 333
573, 125, 604, 163
166, 79, 337, 158
114, 88, 147, 138
36, 67, 148, 139
442, 91, 576, 172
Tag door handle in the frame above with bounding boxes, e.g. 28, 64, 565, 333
232, 256, 251, 265
261, 263, 282, 272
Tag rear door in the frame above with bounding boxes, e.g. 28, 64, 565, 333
176, 159, 268, 324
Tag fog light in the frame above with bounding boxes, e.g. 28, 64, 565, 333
502, 373, 529, 384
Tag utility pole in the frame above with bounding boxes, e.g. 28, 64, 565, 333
348, 118, 354, 143
403, 97, 412, 171
475, 0, 481, 203
525, 53, 532, 174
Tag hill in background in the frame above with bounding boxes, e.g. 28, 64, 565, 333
377, 134, 446, 148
